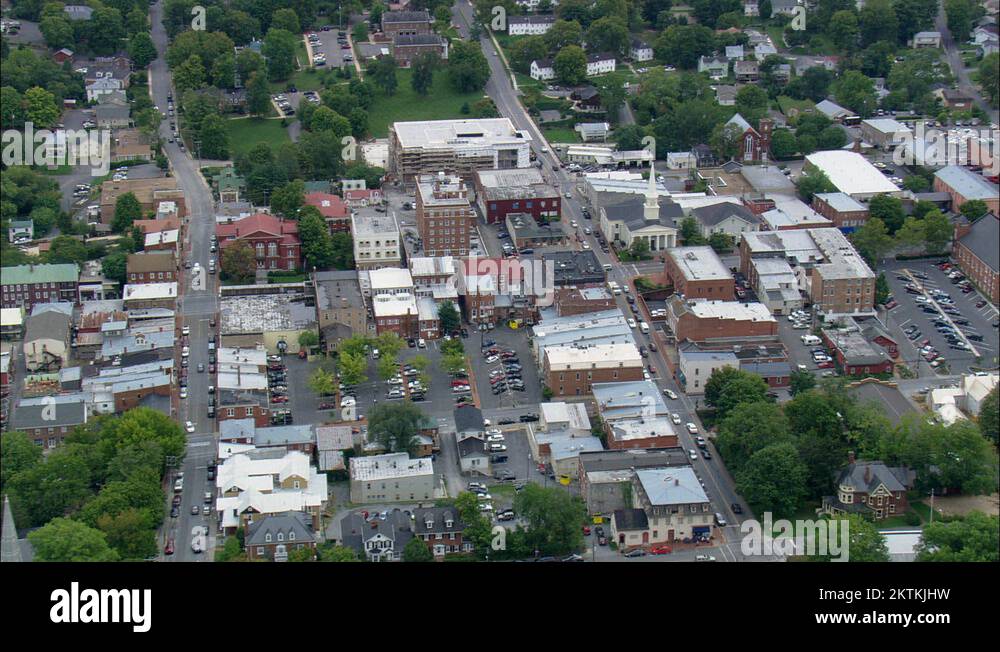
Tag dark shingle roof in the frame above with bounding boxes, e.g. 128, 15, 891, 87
457, 436, 486, 458
454, 406, 484, 434
613, 508, 648, 531
412, 507, 465, 535
245, 511, 315, 546
692, 202, 760, 228
958, 213, 999, 273
340, 509, 413, 555
835, 461, 913, 494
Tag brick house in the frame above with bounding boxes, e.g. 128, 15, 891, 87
127, 251, 177, 284
664, 246, 735, 300
246, 512, 317, 561
666, 297, 777, 343
412, 507, 472, 557
953, 213, 999, 304
933, 166, 1000, 215
473, 168, 560, 225
381, 10, 433, 40
812, 192, 870, 233
1, 264, 79, 311
392, 34, 448, 66
303, 192, 351, 233
543, 343, 644, 397
821, 327, 895, 376
216, 213, 301, 271
821, 454, 915, 520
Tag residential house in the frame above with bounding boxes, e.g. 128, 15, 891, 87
413, 507, 472, 556
127, 251, 177, 284
340, 509, 414, 561
508, 14, 556, 36
23, 306, 72, 372
912, 31, 941, 48
246, 511, 316, 561
734, 59, 759, 82
11, 395, 88, 449
304, 192, 351, 233
349, 452, 434, 503
586, 53, 616, 76
530, 58, 556, 81
821, 453, 914, 520
698, 55, 729, 79
630, 39, 653, 62
1, 264, 80, 311
612, 466, 713, 548
690, 202, 761, 239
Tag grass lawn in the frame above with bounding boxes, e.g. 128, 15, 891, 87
514, 72, 544, 91
224, 118, 291, 158
366, 68, 486, 137
777, 96, 818, 122
542, 126, 581, 144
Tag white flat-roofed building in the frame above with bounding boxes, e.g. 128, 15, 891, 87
860, 118, 912, 150
804, 151, 902, 200
539, 401, 592, 435
352, 212, 401, 270
364, 267, 414, 297
749, 257, 804, 314
350, 452, 435, 503
389, 118, 532, 179
122, 281, 177, 310
678, 349, 739, 394
760, 207, 833, 230
217, 346, 267, 368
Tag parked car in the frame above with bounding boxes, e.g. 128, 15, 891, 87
624, 548, 646, 558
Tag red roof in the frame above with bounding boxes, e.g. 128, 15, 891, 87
216, 213, 300, 246
344, 189, 379, 201
304, 193, 349, 218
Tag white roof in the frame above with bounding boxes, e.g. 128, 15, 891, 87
862, 118, 911, 135
122, 282, 177, 301
392, 118, 527, 148
352, 212, 399, 238
217, 370, 267, 390
372, 293, 418, 317
805, 151, 900, 196
217, 347, 266, 366
350, 452, 433, 481
369, 267, 414, 291
668, 246, 732, 282
545, 342, 642, 369
761, 207, 832, 229
540, 402, 591, 431
0, 307, 24, 327
687, 299, 775, 322
409, 256, 455, 278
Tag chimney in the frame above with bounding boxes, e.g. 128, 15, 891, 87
847, 450, 855, 465
863, 465, 871, 484
852, 137, 861, 153
674, 478, 679, 486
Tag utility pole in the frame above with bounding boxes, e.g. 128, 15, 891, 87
929, 488, 935, 524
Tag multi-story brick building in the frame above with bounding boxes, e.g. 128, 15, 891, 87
372, 293, 420, 338
812, 192, 870, 233
933, 165, 1000, 215
474, 167, 560, 224
245, 512, 317, 562
216, 213, 301, 272
664, 246, 736, 299
740, 228, 875, 317
11, 395, 88, 449
312, 271, 369, 351
380, 10, 433, 40
412, 507, 472, 557
543, 342, 644, 397
953, 213, 999, 304
99, 177, 186, 224
666, 297, 777, 343
416, 172, 475, 256
1, 263, 79, 310
126, 251, 177, 284
392, 34, 448, 66
821, 453, 915, 520
553, 286, 617, 317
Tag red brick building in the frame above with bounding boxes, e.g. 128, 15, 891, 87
392, 34, 448, 66
543, 343, 644, 397
812, 192, 870, 232
666, 297, 777, 342
1, 263, 80, 311
953, 213, 999, 304
416, 173, 475, 256
554, 286, 617, 316
474, 168, 560, 225
303, 192, 351, 233
412, 506, 472, 556
216, 213, 301, 272
821, 454, 914, 520
664, 246, 735, 300
821, 328, 895, 377
380, 10, 433, 40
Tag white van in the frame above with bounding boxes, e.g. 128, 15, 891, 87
800, 334, 822, 345
603, 263, 612, 272
607, 281, 621, 295
639, 322, 649, 334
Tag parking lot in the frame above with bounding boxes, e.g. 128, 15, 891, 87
882, 259, 999, 375
304, 27, 352, 71
468, 326, 543, 412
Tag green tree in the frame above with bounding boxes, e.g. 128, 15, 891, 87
271, 8, 302, 34
708, 232, 734, 252
916, 511, 999, 561
308, 367, 336, 396
369, 56, 398, 96
448, 40, 490, 92
330, 232, 355, 270
628, 237, 650, 259
319, 543, 360, 561
97, 508, 159, 560
796, 169, 837, 202
544, 19, 584, 52
298, 208, 336, 269
441, 352, 467, 375
263, 28, 297, 81
216, 536, 244, 562
246, 72, 271, 117
23, 87, 59, 128
770, 129, 798, 159
353, 21, 369, 42
827, 10, 860, 50
553, 45, 588, 86
859, 0, 899, 46
585, 17, 630, 56
715, 401, 793, 473
789, 369, 816, 396
221, 240, 257, 283
959, 199, 990, 221
0, 431, 43, 494
943, 0, 976, 41
850, 217, 894, 265
706, 370, 769, 421
402, 536, 434, 561
411, 52, 437, 95
338, 351, 369, 386
28, 517, 119, 561
173, 54, 206, 93
377, 354, 400, 382
45, 236, 87, 265
129, 31, 158, 69
734, 84, 769, 124
921, 209, 952, 254
833, 70, 878, 117
978, 53, 999, 108
40, 15, 74, 49
438, 301, 461, 334
735, 443, 809, 519
679, 217, 707, 245
654, 24, 716, 69
894, 216, 925, 249
868, 194, 906, 234
270, 180, 305, 218
875, 272, 891, 305
513, 483, 587, 556
368, 401, 425, 454
979, 387, 999, 446
197, 114, 230, 159
299, 330, 319, 350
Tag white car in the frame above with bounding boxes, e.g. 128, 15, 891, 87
486, 434, 505, 443
582, 241, 590, 249
341, 396, 356, 407
671, 413, 681, 424
485, 427, 502, 436
182, 325, 190, 336
627, 318, 637, 328
179, 388, 188, 399
485, 355, 500, 363
663, 389, 678, 400
686, 423, 698, 435
689, 449, 698, 460
417, 338, 426, 348
181, 346, 190, 357
570, 220, 578, 228
185, 421, 195, 433
643, 370, 651, 380
695, 554, 717, 562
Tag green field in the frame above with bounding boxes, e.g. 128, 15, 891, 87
224, 118, 291, 157
366, 68, 486, 137
541, 126, 581, 144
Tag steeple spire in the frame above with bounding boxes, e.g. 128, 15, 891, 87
643, 161, 659, 221
1, 495, 23, 563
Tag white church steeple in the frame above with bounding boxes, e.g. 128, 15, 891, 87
643, 161, 660, 221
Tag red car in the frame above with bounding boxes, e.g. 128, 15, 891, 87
650, 545, 672, 555
582, 525, 591, 535
164, 539, 175, 555
271, 395, 288, 403
817, 361, 834, 368
452, 380, 470, 387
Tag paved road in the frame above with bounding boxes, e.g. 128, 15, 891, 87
935, 8, 999, 125
149, 0, 221, 562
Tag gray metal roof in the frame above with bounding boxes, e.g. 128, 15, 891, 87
454, 406, 484, 434
11, 396, 87, 430
25, 309, 71, 344
613, 508, 648, 531
340, 509, 413, 555
935, 166, 999, 201
957, 213, 999, 272
245, 511, 315, 546
412, 507, 465, 535
835, 461, 913, 493
636, 467, 709, 506
847, 381, 916, 426
692, 202, 760, 227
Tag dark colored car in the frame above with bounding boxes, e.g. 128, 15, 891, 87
519, 413, 539, 423
731, 503, 743, 514
498, 418, 516, 425
624, 548, 646, 558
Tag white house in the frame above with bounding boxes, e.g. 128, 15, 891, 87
508, 14, 555, 35
530, 58, 555, 81
698, 55, 729, 79
912, 31, 941, 48
666, 152, 697, 170
86, 77, 123, 103
744, 0, 760, 15
630, 39, 653, 62
770, 0, 803, 16
586, 53, 617, 76
575, 122, 610, 142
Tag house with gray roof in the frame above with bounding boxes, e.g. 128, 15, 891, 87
847, 379, 917, 426
246, 511, 316, 561
611, 466, 714, 548
340, 509, 414, 561
691, 201, 761, 238
95, 104, 131, 128
821, 454, 915, 520
457, 435, 490, 476
412, 506, 472, 556
11, 394, 88, 448
23, 308, 72, 372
